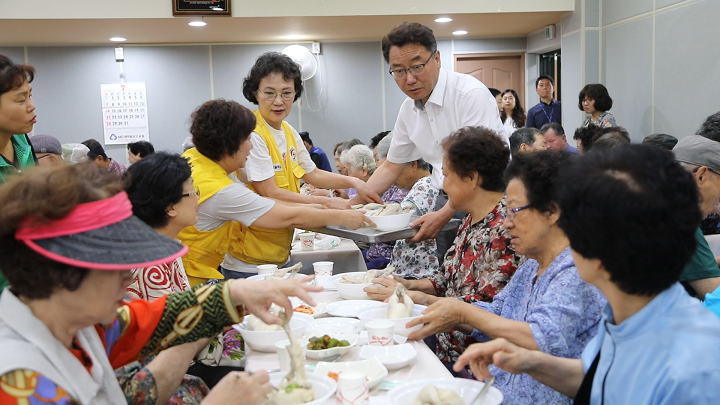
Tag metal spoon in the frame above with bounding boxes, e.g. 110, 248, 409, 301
470, 375, 495, 405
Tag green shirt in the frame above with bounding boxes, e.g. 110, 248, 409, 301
680, 227, 720, 281
0, 134, 37, 294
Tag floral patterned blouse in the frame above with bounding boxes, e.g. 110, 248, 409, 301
0, 282, 244, 405
583, 111, 616, 128
470, 247, 606, 405
366, 185, 409, 261
429, 197, 526, 363
391, 176, 441, 279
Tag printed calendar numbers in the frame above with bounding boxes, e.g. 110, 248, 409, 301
100, 82, 150, 145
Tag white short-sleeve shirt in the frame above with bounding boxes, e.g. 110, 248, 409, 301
242, 119, 316, 183
386, 69, 506, 189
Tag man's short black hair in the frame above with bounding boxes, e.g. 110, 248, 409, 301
558, 145, 700, 296
505, 150, 574, 214
381, 22, 437, 64
696, 111, 720, 142
488, 88, 501, 98
242, 52, 303, 104
370, 131, 391, 149
540, 122, 565, 136
509, 128, 541, 155
125, 152, 192, 229
589, 133, 630, 152
536, 75, 555, 88
299, 131, 312, 146
127, 141, 155, 158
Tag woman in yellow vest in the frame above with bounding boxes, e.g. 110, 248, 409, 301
221, 52, 381, 278
177, 99, 371, 286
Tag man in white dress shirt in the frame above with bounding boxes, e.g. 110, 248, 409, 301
354, 22, 504, 258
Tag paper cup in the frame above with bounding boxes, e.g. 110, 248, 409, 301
337, 372, 369, 405
365, 320, 394, 347
313, 261, 334, 288
299, 232, 315, 251
257, 264, 278, 275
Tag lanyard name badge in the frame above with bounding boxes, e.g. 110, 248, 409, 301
540, 101, 555, 123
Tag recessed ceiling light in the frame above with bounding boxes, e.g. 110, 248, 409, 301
189, 20, 207, 27
452, 30, 468, 35
109, 37, 127, 42
435, 17, 453, 23
285, 35, 303, 40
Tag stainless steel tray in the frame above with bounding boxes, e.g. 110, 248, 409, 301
308, 217, 462, 243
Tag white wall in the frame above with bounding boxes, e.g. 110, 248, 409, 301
560, 0, 719, 142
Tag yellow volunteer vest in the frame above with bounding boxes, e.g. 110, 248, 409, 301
177, 148, 235, 281
227, 111, 306, 265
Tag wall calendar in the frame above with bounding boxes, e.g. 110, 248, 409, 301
100, 82, 150, 145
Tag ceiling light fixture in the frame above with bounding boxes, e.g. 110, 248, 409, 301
109, 37, 127, 42
452, 30, 468, 35
435, 17, 453, 23
189, 17, 207, 27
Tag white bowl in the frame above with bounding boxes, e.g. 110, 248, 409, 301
233, 312, 314, 352
387, 378, 503, 405
299, 333, 358, 360
246, 273, 309, 282
365, 212, 412, 231
330, 272, 381, 300
357, 304, 427, 337
305, 317, 362, 336
267, 371, 336, 405
315, 358, 388, 389
358, 343, 417, 370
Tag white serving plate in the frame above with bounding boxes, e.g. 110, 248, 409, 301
290, 296, 328, 319
358, 343, 417, 370
305, 317, 362, 336
299, 333, 358, 360
387, 378, 503, 405
266, 371, 336, 405
314, 358, 388, 389
357, 304, 427, 337
327, 300, 385, 318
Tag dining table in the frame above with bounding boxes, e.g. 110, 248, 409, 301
243, 289, 454, 404
288, 237, 369, 275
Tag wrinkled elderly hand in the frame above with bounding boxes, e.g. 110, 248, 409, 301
353, 180, 383, 205
408, 209, 453, 243
202, 370, 273, 405
230, 278, 322, 325
406, 297, 470, 340
454, 338, 533, 381
363, 276, 400, 302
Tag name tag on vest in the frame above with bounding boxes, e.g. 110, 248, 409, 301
273, 163, 283, 172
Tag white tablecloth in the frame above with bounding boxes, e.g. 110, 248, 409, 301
288, 238, 368, 275
244, 290, 452, 404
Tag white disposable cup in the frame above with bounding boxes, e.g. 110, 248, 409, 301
313, 261, 334, 288
275, 341, 306, 373
257, 264, 278, 275
365, 320, 394, 347
337, 372, 369, 405
299, 232, 315, 251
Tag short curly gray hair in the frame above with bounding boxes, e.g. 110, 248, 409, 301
340, 144, 376, 174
